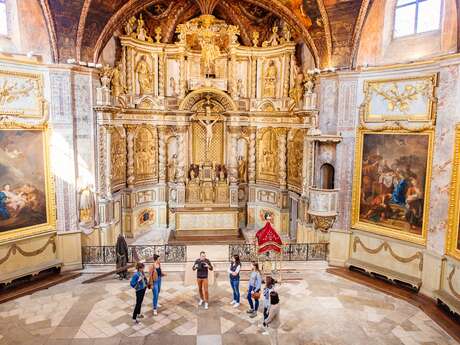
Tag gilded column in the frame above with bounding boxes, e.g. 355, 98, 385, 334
125, 125, 137, 189
278, 128, 288, 190
248, 126, 256, 183
228, 127, 239, 183
176, 126, 187, 182
158, 53, 165, 97
302, 136, 314, 197
229, 53, 237, 99
98, 124, 112, 199
126, 47, 133, 95
283, 53, 290, 98
251, 57, 257, 99
158, 126, 167, 183
179, 54, 186, 98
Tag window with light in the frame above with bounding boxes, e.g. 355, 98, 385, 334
394, 0, 442, 38
0, 0, 7, 36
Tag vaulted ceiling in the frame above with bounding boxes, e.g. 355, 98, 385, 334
40, 0, 372, 68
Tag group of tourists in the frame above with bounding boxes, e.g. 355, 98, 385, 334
129, 251, 280, 345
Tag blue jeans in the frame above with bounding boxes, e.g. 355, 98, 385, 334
152, 278, 161, 310
230, 278, 240, 303
247, 285, 259, 311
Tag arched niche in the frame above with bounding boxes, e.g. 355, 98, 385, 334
320, 163, 335, 190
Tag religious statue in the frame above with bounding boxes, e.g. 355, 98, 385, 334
124, 16, 137, 36
282, 26, 292, 43
135, 55, 153, 95
236, 79, 244, 98
262, 26, 280, 47
304, 73, 316, 94
238, 156, 247, 183
189, 168, 199, 183
262, 149, 275, 172
111, 63, 124, 98
289, 66, 305, 109
79, 185, 95, 226
218, 169, 227, 183
252, 31, 260, 47
154, 27, 162, 43
99, 64, 113, 89
169, 77, 178, 97
136, 14, 153, 42
198, 15, 220, 76
264, 60, 277, 98
193, 99, 221, 158
168, 154, 178, 182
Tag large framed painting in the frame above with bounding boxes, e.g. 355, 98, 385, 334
447, 125, 460, 260
351, 129, 434, 244
363, 74, 437, 122
0, 125, 56, 242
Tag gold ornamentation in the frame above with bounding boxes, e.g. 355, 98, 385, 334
0, 235, 56, 265
311, 215, 336, 232
287, 129, 303, 188
111, 63, 124, 98
257, 128, 279, 184
252, 31, 260, 47
154, 27, 162, 43
124, 16, 137, 36
351, 129, 434, 245
0, 70, 46, 118
446, 124, 460, 260
134, 126, 157, 182
238, 156, 247, 183
447, 266, 460, 299
135, 55, 154, 95
352, 237, 424, 271
362, 75, 437, 122
111, 127, 126, 190
263, 60, 277, 98
136, 14, 153, 42
138, 209, 155, 226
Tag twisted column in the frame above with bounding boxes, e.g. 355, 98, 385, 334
176, 126, 187, 182
283, 53, 290, 98
158, 53, 165, 97
248, 127, 256, 183
158, 126, 167, 183
179, 55, 186, 98
126, 48, 133, 95
278, 129, 288, 190
251, 57, 257, 99
98, 125, 112, 199
228, 127, 239, 183
125, 125, 137, 189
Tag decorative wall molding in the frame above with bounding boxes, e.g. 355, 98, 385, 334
448, 266, 460, 300
0, 235, 56, 266
353, 237, 424, 271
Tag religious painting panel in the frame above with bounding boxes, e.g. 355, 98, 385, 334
351, 130, 434, 244
135, 53, 155, 96
0, 126, 56, 242
363, 74, 437, 122
0, 70, 45, 118
256, 128, 279, 184
261, 58, 281, 99
134, 126, 157, 183
446, 125, 460, 260
287, 129, 303, 188
111, 127, 126, 191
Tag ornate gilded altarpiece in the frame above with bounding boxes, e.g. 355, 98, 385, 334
111, 126, 127, 191
446, 125, 460, 260
287, 129, 304, 189
363, 74, 437, 122
256, 128, 279, 184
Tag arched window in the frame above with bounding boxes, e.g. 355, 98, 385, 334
320, 163, 335, 190
394, 0, 442, 38
0, 0, 7, 36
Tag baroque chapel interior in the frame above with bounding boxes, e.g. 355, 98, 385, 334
1, 0, 460, 344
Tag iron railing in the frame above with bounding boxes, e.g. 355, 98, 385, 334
229, 243, 328, 262
82, 243, 328, 265
82, 245, 187, 265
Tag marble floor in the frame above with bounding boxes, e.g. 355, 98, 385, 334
0, 269, 457, 345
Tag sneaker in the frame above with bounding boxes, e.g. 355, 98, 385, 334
230, 300, 236, 305
233, 303, 240, 308
153, 309, 158, 316
157, 304, 162, 308
133, 319, 139, 324
262, 330, 269, 335
198, 299, 204, 306
246, 309, 254, 314
138, 314, 144, 319
249, 311, 257, 318
204, 302, 208, 310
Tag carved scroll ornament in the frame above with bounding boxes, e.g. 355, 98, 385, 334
0, 235, 56, 265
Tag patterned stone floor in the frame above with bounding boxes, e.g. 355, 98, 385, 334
0, 269, 457, 345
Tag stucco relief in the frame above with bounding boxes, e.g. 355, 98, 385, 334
427, 66, 459, 253
337, 80, 358, 129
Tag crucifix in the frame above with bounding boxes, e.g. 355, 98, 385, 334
191, 95, 223, 162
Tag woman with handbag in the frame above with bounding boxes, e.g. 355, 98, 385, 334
148, 254, 165, 316
130, 262, 148, 324
228, 254, 241, 308
262, 276, 276, 334
246, 262, 262, 318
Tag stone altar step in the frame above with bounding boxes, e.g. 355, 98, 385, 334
168, 231, 246, 244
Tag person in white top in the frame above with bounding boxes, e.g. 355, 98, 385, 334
228, 254, 241, 307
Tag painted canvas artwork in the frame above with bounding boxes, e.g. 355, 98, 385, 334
357, 133, 430, 237
0, 130, 47, 232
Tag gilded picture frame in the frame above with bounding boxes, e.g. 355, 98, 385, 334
0, 123, 56, 243
351, 129, 434, 245
446, 125, 460, 260
363, 74, 437, 123
0, 69, 46, 118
